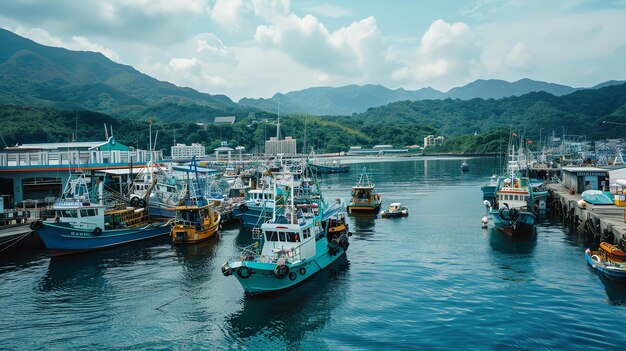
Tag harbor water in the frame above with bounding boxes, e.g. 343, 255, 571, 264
2, 157, 626, 350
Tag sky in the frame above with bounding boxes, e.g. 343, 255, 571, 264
2, 0, 626, 101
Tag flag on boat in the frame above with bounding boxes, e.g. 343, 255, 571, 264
512, 132, 518, 136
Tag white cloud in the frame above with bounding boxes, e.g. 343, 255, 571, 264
72, 36, 120, 61
169, 57, 202, 73
303, 4, 352, 18
196, 33, 229, 55
10, 26, 120, 61
209, 0, 248, 32
250, 0, 290, 21
504, 42, 532, 70
393, 19, 481, 87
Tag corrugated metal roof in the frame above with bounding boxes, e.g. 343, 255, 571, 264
214, 116, 236, 124
8, 141, 108, 150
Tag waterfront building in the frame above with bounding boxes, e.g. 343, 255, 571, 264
264, 116, 297, 156
423, 135, 445, 148
171, 143, 206, 159
0, 137, 159, 205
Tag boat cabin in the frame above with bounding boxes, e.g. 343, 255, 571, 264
260, 223, 317, 263
54, 201, 106, 230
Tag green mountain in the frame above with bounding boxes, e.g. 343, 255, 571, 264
445, 78, 576, 100
239, 84, 446, 115
325, 83, 626, 141
238, 78, 622, 116
0, 28, 244, 121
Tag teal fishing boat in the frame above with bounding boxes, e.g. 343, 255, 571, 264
221, 172, 349, 295
489, 173, 537, 235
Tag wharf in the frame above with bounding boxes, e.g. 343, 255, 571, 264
548, 183, 626, 247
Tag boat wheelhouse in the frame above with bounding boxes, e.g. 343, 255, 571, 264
347, 168, 382, 213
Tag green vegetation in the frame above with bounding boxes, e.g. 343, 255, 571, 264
422, 128, 510, 154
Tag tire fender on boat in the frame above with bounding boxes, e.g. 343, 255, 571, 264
30, 221, 43, 230
591, 255, 601, 264
93, 227, 102, 236
221, 263, 232, 277
274, 264, 289, 279
237, 266, 252, 279
299, 267, 307, 276
288, 272, 297, 281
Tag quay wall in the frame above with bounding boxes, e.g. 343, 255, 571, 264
548, 184, 626, 249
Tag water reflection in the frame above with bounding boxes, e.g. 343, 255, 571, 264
225, 256, 349, 349
171, 236, 221, 282
488, 228, 537, 281
349, 213, 376, 234
598, 274, 626, 305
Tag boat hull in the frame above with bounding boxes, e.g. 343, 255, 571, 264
37, 222, 170, 254
308, 163, 349, 174
490, 209, 536, 235
586, 251, 626, 281
232, 205, 273, 228
347, 203, 381, 213
171, 223, 219, 244
228, 239, 347, 295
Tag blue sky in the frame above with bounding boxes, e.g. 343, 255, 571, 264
1, 0, 626, 100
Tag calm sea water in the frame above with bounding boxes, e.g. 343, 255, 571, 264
2, 157, 626, 350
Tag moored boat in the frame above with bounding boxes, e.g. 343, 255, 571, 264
461, 161, 469, 172
585, 242, 626, 281
381, 203, 409, 218
221, 172, 349, 295
347, 168, 382, 213
170, 184, 221, 244
34, 172, 170, 255
489, 174, 537, 235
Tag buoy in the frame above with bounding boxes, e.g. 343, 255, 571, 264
481, 216, 488, 228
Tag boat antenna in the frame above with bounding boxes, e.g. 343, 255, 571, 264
149, 117, 153, 162
104, 123, 109, 139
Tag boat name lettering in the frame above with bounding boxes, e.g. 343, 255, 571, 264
70, 231, 92, 237
575, 172, 605, 176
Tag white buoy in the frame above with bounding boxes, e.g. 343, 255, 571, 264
481, 216, 489, 228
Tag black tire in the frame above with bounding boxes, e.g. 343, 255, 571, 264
299, 267, 307, 276
273, 265, 289, 279
30, 221, 42, 230
289, 272, 297, 281
93, 227, 102, 236
130, 197, 139, 207
137, 199, 146, 208
221, 263, 232, 277
55, 216, 60, 223
237, 266, 252, 279
509, 208, 519, 219
240, 204, 248, 212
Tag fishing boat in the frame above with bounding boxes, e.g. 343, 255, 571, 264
128, 161, 184, 219
489, 174, 537, 235
170, 176, 221, 244
461, 161, 469, 172
221, 172, 349, 295
306, 149, 349, 174
347, 168, 382, 213
381, 203, 409, 218
33, 172, 170, 255
585, 242, 626, 281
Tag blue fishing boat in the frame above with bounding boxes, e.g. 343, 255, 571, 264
33, 172, 170, 255
489, 174, 537, 235
585, 242, 626, 281
232, 188, 278, 228
222, 172, 349, 295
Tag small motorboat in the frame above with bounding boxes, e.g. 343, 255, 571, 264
581, 190, 614, 205
381, 203, 409, 218
461, 161, 469, 172
585, 242, 626, 281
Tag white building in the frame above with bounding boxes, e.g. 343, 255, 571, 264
171, 143, 206, 159
265, 136, 297, 156
423, 135, 445, 148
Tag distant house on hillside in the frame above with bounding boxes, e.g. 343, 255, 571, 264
423, 135, 445, 148
214, 116, 236, 124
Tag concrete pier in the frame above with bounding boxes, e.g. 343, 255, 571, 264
548, 183, 626, 247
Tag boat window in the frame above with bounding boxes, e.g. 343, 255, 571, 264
88, 209, 97, 216
80, 209, 88, 217
286, 232, 300, 242
279, 232, 286, 241
61, 210, 77, 218
266, 231, 278, 241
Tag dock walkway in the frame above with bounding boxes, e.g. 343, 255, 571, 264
548, 184, 626, 246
